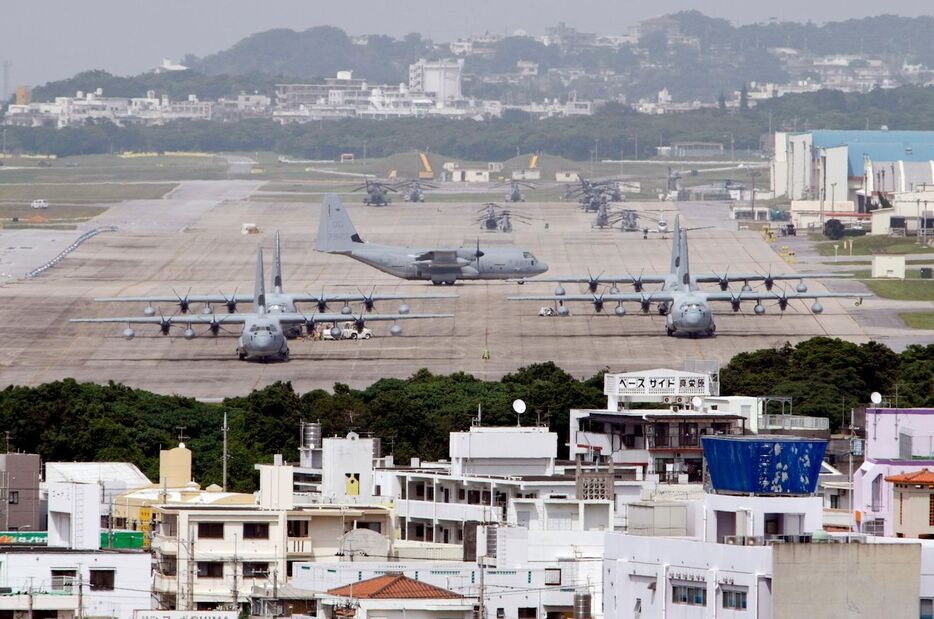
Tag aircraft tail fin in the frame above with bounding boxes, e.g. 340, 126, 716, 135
670, 214, 682, 274
273, 231, 283, 293
255, 247, 266, 314
316, 194, 363, 253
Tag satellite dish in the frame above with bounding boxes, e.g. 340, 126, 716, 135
512, 399, 527, 414
337, 528, 390, 561
870, 392, 883, 405
691, 396, 703, 410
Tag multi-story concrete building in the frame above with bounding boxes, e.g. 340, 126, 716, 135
0, 481, 151, 618
151, 458, 392, 611
0, 453, 41, 532
855, 407, 934, 536
408, 58, 464, 104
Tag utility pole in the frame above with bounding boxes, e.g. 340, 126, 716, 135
231, 534, 239, 611
222, 412, 229, 492
477, 555, 486, 619
849, 407, 855, 532
76, 569, 84, 619
187, 522, 195, 611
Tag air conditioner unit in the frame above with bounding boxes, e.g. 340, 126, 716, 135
724, 535, 740, 545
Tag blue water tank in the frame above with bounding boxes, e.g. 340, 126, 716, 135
702, 435, 827, 495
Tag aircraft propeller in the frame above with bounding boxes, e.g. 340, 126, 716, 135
173, 288, 192, 313
220, 288, 239, 313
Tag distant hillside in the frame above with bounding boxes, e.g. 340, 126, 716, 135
30, 69, 279, 103
184, 26, 435, 83
672, 11, 934, 66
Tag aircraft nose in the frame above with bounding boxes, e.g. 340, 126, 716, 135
683, 310, 703, 327
536, 262, 549, 274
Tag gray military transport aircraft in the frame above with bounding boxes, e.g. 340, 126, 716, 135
94, 231, 455, 337
71, 249, 454, 362
510, 215, 868, 337
315, 194, 548, 285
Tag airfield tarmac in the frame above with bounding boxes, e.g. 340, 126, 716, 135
0, 180, 914, 398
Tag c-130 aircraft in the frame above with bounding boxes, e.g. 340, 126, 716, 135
315, 194, 548, 285
510, 216, 868, 337
92, 231, 455, 337
71, 249, 454, 362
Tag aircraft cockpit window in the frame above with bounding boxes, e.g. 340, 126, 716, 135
523, 252, 532, 258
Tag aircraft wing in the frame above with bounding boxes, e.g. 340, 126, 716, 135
693, 272, 853, 285
509, 292, 677, 303
271, 312, 455, 324
94, 294, 253, 304
287, 293, 457, 303
516, 275, 668, 285
702, 291, 869, 303
70, 314, 249, 325
413, 250, 462, 266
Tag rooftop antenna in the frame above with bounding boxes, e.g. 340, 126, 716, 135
175, 426, 188, 446
222, 412, 229, 492
512, 399, 526, 427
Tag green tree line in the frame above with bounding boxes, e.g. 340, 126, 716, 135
0, 338, 931, 492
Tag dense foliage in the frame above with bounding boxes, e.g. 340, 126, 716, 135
8, 84, 934, 161
0, 339, 931, 491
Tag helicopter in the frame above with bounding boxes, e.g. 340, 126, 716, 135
352, 179, 398, 206
474, 203, 532, 233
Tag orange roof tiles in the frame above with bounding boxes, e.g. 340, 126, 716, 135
327, 574, 462, 600
885, 469, 934, 485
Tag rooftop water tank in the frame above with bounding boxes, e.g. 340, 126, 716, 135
702, 435, 827, 495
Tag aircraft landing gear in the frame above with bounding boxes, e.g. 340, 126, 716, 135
666, 326, 675, 336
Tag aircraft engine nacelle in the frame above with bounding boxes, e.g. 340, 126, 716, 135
731, 299, 741, 312
123, 327, 136, 341
593, 299, 605, 313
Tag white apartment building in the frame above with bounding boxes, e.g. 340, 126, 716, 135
0, 481, 151, 618
151, 460, 392, 611
409, 58, 465, 104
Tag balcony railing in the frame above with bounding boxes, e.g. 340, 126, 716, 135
759, 415, 830, 431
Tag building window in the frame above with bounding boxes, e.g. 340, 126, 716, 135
920, 598, 933, 619
900, 492, 904, 525
89, 569, 115, 591
929, 494, 934, 527
672, 585, 706, 606
197, 522, 224, 539
243, 562, 270, 578
287, 561, 296, 578
722, 589, 747, 610
518, 608, 536, 619
544, 568, 562, 586
244, 523, 270, 539
197, 562, 224, 578
8, 491, 18, 505
458, 488, 466, 501
287, 519, 309, 538
50, 569, 76, 591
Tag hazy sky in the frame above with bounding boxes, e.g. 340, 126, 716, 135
3, 0, 933, 86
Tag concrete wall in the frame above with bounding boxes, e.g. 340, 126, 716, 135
771, 542, 920, 618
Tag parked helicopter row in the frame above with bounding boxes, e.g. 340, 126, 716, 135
71, 194, 868, 359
